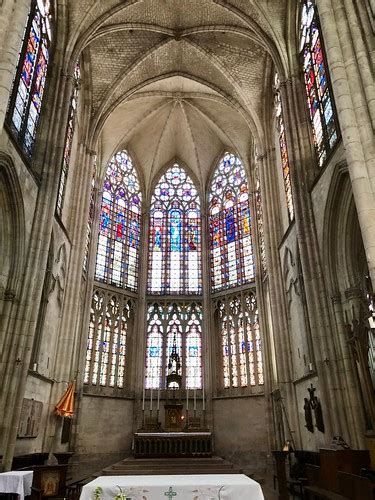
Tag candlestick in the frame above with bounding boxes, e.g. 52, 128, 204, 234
157, 388, 160, 410
142, 388, 145, 411
202, 384, 205, 411
186, 388, 189, 410
150, 388, 153, 411
194, 389, 196, 411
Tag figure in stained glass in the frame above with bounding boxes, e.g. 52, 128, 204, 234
148, 164, 202, 295
7, 0, 52, 158
94, 150, 142, 291
209, 152, 255, 292
300, 0, 339, 167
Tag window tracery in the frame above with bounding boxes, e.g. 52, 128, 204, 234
216, 291, 263, 390
274, 74, 295, 221
148, 164, 201, 295
7, 0, 52, 158
84, 288, 131, 389
56, 62, 81, 216
300, 0, 339, 167
145, 302, 203, 389
95, 150, 142, 291
209, 152, 255, 292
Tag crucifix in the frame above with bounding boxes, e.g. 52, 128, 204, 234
164, 486, 177, 499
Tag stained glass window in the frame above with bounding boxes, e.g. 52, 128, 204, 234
56, 62, 81, 216
216, 291, 263, 389
145, 302, 203, 389
83, 158, 97, 274
209, 152, 254, 292
300, 0, 339, 167
7, 0, 52, 158
148, 164, 201, 295
274, 74, 295, 221
255, 174, 267, 275
95, 150, 142, 291
84, 288, 131, 388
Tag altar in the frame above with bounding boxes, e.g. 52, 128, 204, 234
79, 474, 264, 500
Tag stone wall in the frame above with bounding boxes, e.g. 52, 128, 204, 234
213, 395, 268, 477
72, 395, 134, 479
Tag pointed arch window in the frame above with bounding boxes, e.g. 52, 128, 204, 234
145, 302, 202, 389
148, 164, 202, 295
274, 74, 295, 221
56, 62, 81, 216
7, 0, 53, 158
255, 174, 267, 275
300, 0, 339, 167
216, 291, 263, 390
95, 150, 142, 291
84, 289, 131, 388
209, 152, 254, 292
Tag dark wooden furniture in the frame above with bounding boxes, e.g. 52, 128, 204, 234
29, 465, 68, 500
303, 449, 373, 500
133, 432, 212, 458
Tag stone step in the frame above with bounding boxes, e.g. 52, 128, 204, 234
96, 456, 242, 477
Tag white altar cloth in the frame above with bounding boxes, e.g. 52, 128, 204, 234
80, 474, 264, 500
0, 471, 33, 500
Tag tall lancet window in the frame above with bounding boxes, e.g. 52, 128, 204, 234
300, 0, 339, 167
216, 291, 263, 390
84, 289, 131, 388
56, 62, 81, 216
209, 152, 254, 292
274, 74, 295, 221
148, 164, 201, 295
145, 302, 202, 389
6, 0, 53, 158
95, 150, 142, 291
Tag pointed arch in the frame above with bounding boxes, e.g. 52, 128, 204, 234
208, 151, 255, 292
95, 149, 142, 291
147, 163, 202, 295
6, 0, 53, 158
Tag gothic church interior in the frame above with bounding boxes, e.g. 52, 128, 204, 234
0, 0, 374, 493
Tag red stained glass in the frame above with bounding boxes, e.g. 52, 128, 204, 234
148, 164, 202, 295
274, 74, 295, 221
300, 0, 339, 167
56, 62, 81, 216
95, 150, 142, 291
209, 153, 255, 292
8, 0, 52, 157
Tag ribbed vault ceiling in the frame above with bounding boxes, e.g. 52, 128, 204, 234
69, 0, 292, 190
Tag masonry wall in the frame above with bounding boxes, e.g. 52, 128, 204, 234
72, 395, 134, 479
213, 395, 268, 478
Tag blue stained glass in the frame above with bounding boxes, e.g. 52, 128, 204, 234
225, 208, 236, 243
7, 1, 52, 157
169, 209, 182, 251
95, 150, 142, 291
209, 153, 255, 291
300, 0, 339, 167
148, 164, 202, 295
149, 346, 161, 357
153, 224, 162, 250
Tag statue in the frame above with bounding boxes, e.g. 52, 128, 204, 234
304, 397, 314, 433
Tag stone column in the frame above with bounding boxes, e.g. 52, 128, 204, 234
0, 32, 72, 469
316, 0, 375, 285
280, 75, 348, 440
201, 201, 213, 430
256, 146, 301, 448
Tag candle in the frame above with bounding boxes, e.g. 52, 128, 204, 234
142, 388, 145, 410
194, 389, 196, 411
202, 384, 205, 411
150, 388, 153, 411
157, 388, 160, 410
186, 388, 189, 410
